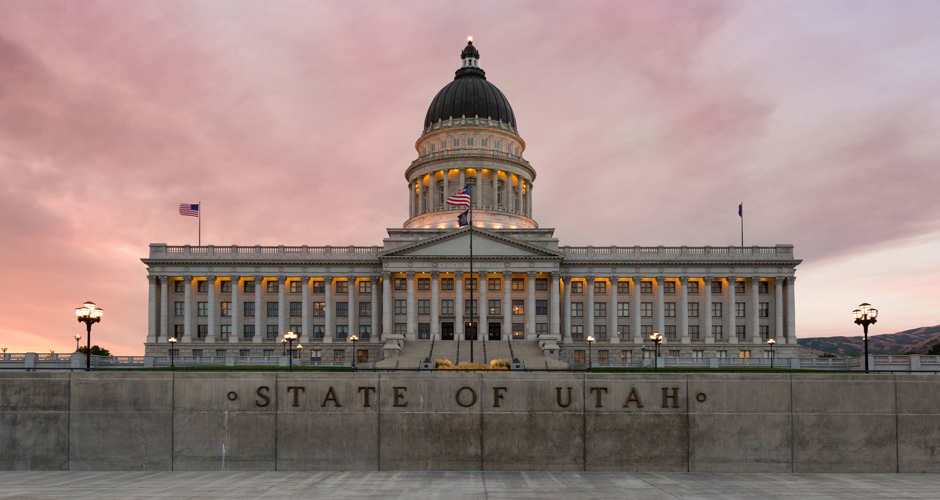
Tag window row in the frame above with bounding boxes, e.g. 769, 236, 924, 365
568, 280, 773, 296
392, 299, 550, 316
568, 324, 773, 342
173, 279, 375, 294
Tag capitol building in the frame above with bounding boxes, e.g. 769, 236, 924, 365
142, 40, 801, 367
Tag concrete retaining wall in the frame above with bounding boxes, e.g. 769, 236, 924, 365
1, 372, 938, 472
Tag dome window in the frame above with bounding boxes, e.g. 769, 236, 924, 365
467, 138, 474, 147
481, 138, 488, 147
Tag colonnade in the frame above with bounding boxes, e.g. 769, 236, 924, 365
409, 168, 532, 217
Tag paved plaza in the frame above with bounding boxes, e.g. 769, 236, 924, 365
1, 471, 938, 499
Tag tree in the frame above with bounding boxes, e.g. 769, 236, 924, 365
928, 343, 940, 356
77, 345, 111, 356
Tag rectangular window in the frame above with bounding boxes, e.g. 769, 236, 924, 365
760, 302, 769, 318
512, 323, 525, 339
290, 324, 301, 335
511, 278, 525, 291
739, 350, 751, 359
336, 325, 348, 340
664, 325, 677, 341
594, 302, 606, 318
238, 349, 250, 358
621, 350, 632, 362
536, 323, 548, 337
394, 300, 407, 315
641, 302, 653, 318
289, 302, 301, 317
664, 302, 676, 318
334, 350, 345, 363
619, 324, 631, 338
571, 302, 583, 317
488, 277, 501, 291
760, 325, 770, 340
266, 280, 278, 293
488, 299, 501, 315
759, 281, 769, 294
535, 278, 548, 291
417, 299, 430, 315
689, 325, 700, 341
197, 302, 208, 317
243, 324, 255, 339
174, 280, 185, 293
266, 302, 278, 317
711, 280, 722, 294
717, 350, 727, 359
688, 302, 699, 318
312, 325, 325, 339
197, 324, 208, 338
464, 277, 478, 290
359, 302, 371, 317
595, 324, 607, 341
336, 281, 348, 294
617, 281, 630, 295
640, 281, 652, 294
571, 325, 584, 341
441, 299, 454, 315
594, 281, 607, 294
417, 323, 430, 340
220, 301, 230, 317
394, 323, 407, 336
641, 325, 652, 337
312, 281, 325, 293
197, 281, 208, 293
192, 349, 203, 359
712, 302, 722, 319
617, 302, 630, 318
664, 281, 676, 295
289, 280, 302, 294
174, 301, 184, 316
336, 302, 348, 317
359, 280, 372, 294
262, 349, 274, 359
736, 325, 746, 341
359, 325, 372, 340
736, 302, 746, 318
598, 350, 609, 364
440, 277, 454, 290
394, 278, 407, 291
220, 280, 232, 293
244, 280, 256, 293
512, 300, 524, 315
573, 350, 585, 364
310, 348, 321, 361
712, 324, 723, 340
688, 281, 699, 295
465, 299, 478, 315
571, 281, 584, 295
244, 302, 255, 317
536, 299, 548, 315
220, 324, 231, 339
357, 349, 369, 363
173, 324, 184, 337
313, 302, 325, 317
417, 277, 430, 290
734, 281, 745, 294
669, 350, 680, 358
265, 325, 278, 340
692, 350, 704, 359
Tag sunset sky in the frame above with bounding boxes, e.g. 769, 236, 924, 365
1, 1, 938, 354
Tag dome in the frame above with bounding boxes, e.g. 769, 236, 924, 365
423, 41, 517, 130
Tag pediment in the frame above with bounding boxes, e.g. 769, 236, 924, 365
382, 228, 560, 258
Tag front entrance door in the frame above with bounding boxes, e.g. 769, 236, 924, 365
441, 322, 454, 340
488, 322, 501, 340
464, 322, 478, 340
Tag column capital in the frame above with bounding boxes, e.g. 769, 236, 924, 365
253, 274, 263, 281
678, 276, 690, 284
406, 271, 415, 278
183, 274, 194, 281
229, 274, 241, 281
281, 275, 290, 282
654, 275, 665, 281
702, 275, 713, 282
787, 275, 796, 283
527, 271, 536, 278
430, 271, 439, 278
147, 275, 158, 283
503, 270, 512, 278
727, 275, 738, 281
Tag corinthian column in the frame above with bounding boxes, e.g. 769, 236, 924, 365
679, 277, 689, 344
160, 277, 168, 343
750, 277, 761, 344
431, 272, 440, 340
727, 276, 737, 345
406, 272, 416, 340
382, 273, 391, 341
526, 271, 536, 340
654, 276, 665, 343
786, 276, 797, 344
183, 276, 193, 343
586, 276, 595, 339
608, 276, 618, 344
230, 276, 240, 344
775, 278, 784, 343
147, 276, 157, 344
254, 276, 263, 344
703, 277, 713, 344
503, 271, 512, 339
551, 273, 561, 338
479, 271, 488, 340
301, 276, 311, 342
207, 275, 217, 341
324, 276, 333, 344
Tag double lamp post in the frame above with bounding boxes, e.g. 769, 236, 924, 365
75, 301, 103, 371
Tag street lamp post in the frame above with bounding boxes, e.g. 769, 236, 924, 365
349, 334, 359, 370
282, 330, 299, 371
649, 332, 663, 371
853, 303, 878, 373
75, 301, 103, 371
74, 334, 81, 352
767, 338, 776, 369
168, 336, 177, 369
586, 335, 595, 371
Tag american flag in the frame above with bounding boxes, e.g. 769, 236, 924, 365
179, 203, 200, 217
446, 185, 471, 208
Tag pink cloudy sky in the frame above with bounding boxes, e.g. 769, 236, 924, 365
1, 1, 939, 354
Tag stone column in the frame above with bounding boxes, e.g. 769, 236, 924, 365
551, 272, 561, 338
431, 272, 441, 340
503, 271, 512, 340
147, 275, 157, 343
278, 276, 287, 338
456, 272, 465, 338
751, 277, 761, 344
479, 271, 488, 340
160, 276, 168, 343
786, 276, 796, 344
508, 177, 515, 213
703, 277, 713, 344
254, 276, 264, 344
727, 276, 737, 345
775, 278, 784, 342
491, 171, 498, 209
608, 276, 618, 343
207, 275, 217, 341
301, 276, 311, 342
183, 276, 193, 343
324, 276, 333, 344
230, 276, 240, 344
348, 277, 357, 340
679, 277, 689, 344
526, 271, 536, 340
371, 275, 380, 340
655, 276, 665, 342
562, 276, 572, 342
443, 171, 449, 209
459, 169, 465, 190
382, 273, 392, 340
408, 181, 414, 218
406, 272, 416, 340
586, 276, 595, 339
517, 181, 524, 214
631, 277, 641, 343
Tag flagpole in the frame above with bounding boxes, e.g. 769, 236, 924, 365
468, 190, 474, 363
198, 200, 202, 246
739, 204, 743, 248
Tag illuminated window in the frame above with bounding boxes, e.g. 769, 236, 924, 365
488, 278, 501, 291
289, 280, 302, 293
417, 278, 430, 290
359, 280, 371, 294
441, 278, 454, 290
464, 277, 478, 290
334, 350, 345, 363
266, 281, 278, 293
621, 350, 632, 362
488, 300, 501, 315
312, 281, 325, 293
571, 281, 584, 295
357, 349, 369, 362
512, 323, 524, 339
336, 281, 348, 294
313, 302, 325, 317
688, 281, 699, 295
511, 278, 525, 291
663, 281, 676, 295
739, 349, 751, 359
573, 350, 585, 364
594, 281, 607, 294
394, 278, 407, 291
598, 350, 609, 364
640, 281, 652, 294
617, 281, 630, 295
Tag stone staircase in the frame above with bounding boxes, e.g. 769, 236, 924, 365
376, 340, 567, 369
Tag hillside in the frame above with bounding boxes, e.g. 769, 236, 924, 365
798, 325, 940, 356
